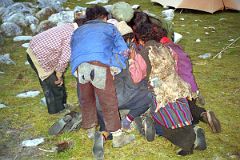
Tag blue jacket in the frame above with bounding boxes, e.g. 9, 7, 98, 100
70, 19, 128, 75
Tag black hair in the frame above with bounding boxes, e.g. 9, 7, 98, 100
135, 23, 168, 42
74, 18, 87, 26
86, 5, 109, 20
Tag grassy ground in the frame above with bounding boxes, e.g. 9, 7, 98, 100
0, 0, 240, 159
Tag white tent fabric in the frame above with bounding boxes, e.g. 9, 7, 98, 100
223, 0, 240, 11
151, 0, 240, 13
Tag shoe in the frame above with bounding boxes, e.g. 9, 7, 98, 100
143, 116, 156, 142
177, 149, 193, 156
112, 130, 135, 148
202, 111, 221, 133
87, 127, 96, 139
48, 115, 72, 135
194, 126, 207, 150
62, 111, 82, 132
121, 117, 131, 130
92, 131, 104, 160
134, 116, 145, 136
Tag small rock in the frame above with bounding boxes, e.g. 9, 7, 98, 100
13, 36, 32, 42
180, 17, 184, 21
21, 137, 44, 147
16, 90, 40, 98
25, 61, 29, 65
132, 4, 140, 9
0, 103, 7, 109
228, 39, 235, 42
22, 43, 29, 48
196, 38, 201, 43
198, 53, 212, 59
174, 32, 183, 43
205, 32, 209, 35
40, 97, 47, 106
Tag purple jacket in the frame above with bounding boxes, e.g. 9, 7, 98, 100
165, 42, 198, 92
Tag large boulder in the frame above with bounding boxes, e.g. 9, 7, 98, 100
111, 2, 134, 22
48, 11, 74, 25
36, 7, 55, 21
37, 0, 67, 12
0, 0, 14, 8
35, 20, 56, 34
1, 22, 22, 37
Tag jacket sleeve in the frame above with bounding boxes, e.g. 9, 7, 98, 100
55, 38, 71, 73
112, 27, 129, 58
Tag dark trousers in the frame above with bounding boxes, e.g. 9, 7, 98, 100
97, 91, 152, 131
188, 99, 206, 125
155, 124, 195, 152
78, 65, 121, 132
27, 54, 67, 114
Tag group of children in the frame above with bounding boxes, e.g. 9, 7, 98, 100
27, 4, 221, 159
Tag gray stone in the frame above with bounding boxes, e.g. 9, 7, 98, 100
1, 22, 23, 37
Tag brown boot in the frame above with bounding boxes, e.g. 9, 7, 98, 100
201, 111, 221, 133
112, 130, 135, 148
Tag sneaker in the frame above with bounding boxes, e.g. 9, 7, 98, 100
48, 115, 72, 135
177, 149, 193, 156
92, 131, 104, 160
134, 116, 145, 136
121, 117, 131, 130
194, 126, 207, 150
143, 116, 156, 142
112, 131, 135, 148
202, 111, 221, 133
87, 127, 96, 139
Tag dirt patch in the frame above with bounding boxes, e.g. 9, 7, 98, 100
0, 119, 46, 160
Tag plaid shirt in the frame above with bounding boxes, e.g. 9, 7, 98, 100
29, 23, 75, 73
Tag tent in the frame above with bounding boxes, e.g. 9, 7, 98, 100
223, 0, 240, 11
151, 0, 240, 13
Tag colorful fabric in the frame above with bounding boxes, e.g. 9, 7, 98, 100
29, 23, 75, 73
70, 19, 128, 75
146, 41, 192, 108
165, 41, 199, 92
151, 97, 193, 129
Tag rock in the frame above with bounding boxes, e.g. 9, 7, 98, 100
86, 0, 109, 5
0, 53, 16, 64
132, 4, 140, 9
48, 11, 74, 25
25, 60, 30, 65
174, 32, 183, 43
36, 20, 56, 34
198, 53, 212, 59
0, 0, 14, 8
0, 103, 7, 109
2, 2, 36, 21
25, 15, 39, 26
162, 9, 174, 21
21, 137, 44, 147
16, 90, 40, 98
37, 0, 66, 12
22, 43, 30, 48
3, 13, 27, 27
40, 97, 47, 106
13, 36, 32, 42
35, 7, 55, 21
1, 22, 23, 37
196, 38, 201, 43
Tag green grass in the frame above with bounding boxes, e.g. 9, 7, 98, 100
1, 0, 240, 159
